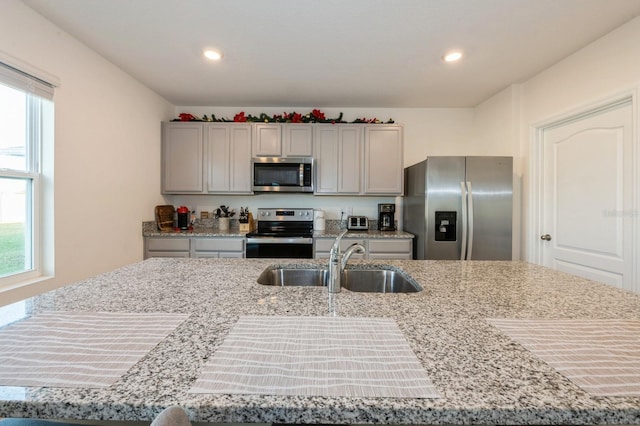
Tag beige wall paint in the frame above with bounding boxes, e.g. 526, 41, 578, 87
518, 16, 640, 261
0, 2, 174, 305
473, 17, 640, 262
471, 85, 523, 260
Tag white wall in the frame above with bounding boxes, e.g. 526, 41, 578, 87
470, 85, 523, 260
0, 2, 174, 305
517, 16, 640, 261
471, 17, 640, 262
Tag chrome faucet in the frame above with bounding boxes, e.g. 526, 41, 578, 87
328, 229, 366, 293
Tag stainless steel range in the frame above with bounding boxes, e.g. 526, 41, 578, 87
245, 208, 314, 258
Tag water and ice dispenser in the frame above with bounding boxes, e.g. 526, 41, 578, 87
434, 211, 456, 241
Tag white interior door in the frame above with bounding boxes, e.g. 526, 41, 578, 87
541, 100, 634, 291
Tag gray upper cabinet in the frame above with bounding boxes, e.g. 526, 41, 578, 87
363, 125, 404, 195
252, 123, 282, 156
162, 121, 403, 196
207, 123, 252, 193
162, 122, 204, 193
252, 123, 314, 157
283, 124, 313, 156
162, 122, 252, 194
314, 125, 362, 194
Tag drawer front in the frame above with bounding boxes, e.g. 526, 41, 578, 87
315, 238, 366, 252
314, 252, 365, 260
194, 238, 244, 252
146, 251, 190, 258
193, 252, 220, 259
368, 252, 412, 260
147, 238, 190, 251
219, 252, 244, 258
369, 239, 412, 253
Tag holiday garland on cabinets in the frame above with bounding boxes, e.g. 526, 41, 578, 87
174, 109, 394, 124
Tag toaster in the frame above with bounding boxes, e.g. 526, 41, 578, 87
347, 216, 369, 231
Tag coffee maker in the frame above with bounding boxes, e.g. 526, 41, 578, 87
378, 203, 396, 231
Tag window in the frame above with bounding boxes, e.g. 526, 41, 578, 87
0, 60, 55, 289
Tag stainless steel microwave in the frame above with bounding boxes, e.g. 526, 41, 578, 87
252, 157, 314, 193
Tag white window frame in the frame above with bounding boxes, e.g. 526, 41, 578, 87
0, 56, 55, 291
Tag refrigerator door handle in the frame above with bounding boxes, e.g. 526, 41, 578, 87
460, 181, 468, 260
467, 181, 474, 260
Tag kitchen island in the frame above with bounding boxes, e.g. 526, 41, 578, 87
1, 258, 640, 425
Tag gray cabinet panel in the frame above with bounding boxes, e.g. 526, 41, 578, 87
162, 123, 204, 193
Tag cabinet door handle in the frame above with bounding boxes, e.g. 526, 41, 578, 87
540, 234, 552, 241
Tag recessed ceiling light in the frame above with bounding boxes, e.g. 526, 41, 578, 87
203, 49, 222, 61
442, 51, 463, 63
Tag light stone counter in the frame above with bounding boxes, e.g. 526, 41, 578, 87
1, 258, 640, 425
142, 221, 414, 239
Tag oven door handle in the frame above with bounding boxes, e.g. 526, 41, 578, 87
246, 237, 313, 244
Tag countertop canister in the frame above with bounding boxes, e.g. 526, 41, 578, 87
314, 209, 325, 231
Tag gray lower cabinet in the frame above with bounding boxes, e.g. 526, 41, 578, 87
193, 238, 245, 258
314, 237, 412, 260
368, 239, 413, 259
314, 237, 367, 259
144, 237, 191, 259
145, 236, 408, 260
144, 237, 245, 259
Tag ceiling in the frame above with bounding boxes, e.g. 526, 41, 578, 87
22, 0, 640, 108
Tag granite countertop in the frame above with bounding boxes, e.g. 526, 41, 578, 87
142, 221, 247, 237
312, 229, 414, 239
1, 258, 640, 424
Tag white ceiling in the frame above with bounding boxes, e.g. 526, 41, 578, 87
22, 0, 640, 108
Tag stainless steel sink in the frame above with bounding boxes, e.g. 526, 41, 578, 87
256, 265, 422, 293
257, 267, 327, 287
341, 269, 422, 293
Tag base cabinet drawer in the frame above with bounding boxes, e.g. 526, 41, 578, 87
146, 251, 190, 259
314, 237, 412, 260
193, 237, 245, 258
368, 252, 412, 260
314, 238, 366, 259
145, 236, 245, 259
368, 239, 412, 260
146, 238, 190, 251
145, 238, 191, 259
193, 251, 243, 258
369, 239, 412, 253
193, 238, 244, 252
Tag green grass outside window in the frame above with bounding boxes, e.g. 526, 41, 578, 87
0, 222, 26, 276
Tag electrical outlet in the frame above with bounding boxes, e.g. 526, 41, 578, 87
347, 207, 353, 216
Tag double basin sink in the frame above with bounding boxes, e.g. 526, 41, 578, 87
257, 265, 422, 293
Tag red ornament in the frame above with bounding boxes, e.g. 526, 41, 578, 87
311, 109, 325, 120
234, 112, 247, 122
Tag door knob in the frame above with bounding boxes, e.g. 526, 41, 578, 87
540, 234, 552, 241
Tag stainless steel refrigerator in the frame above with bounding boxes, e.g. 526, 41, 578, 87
403, 156, 513, 260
